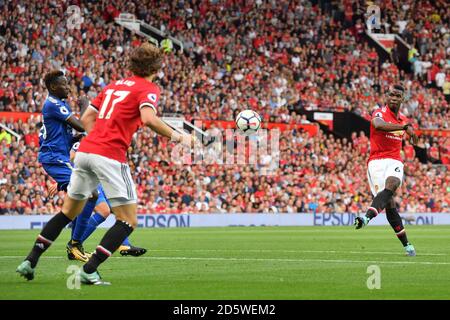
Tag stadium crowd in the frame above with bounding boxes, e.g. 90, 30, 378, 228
0, 0, 449, 129
376, 0, 449, 96
0, 116, 449, 215
0, 0, 449, 215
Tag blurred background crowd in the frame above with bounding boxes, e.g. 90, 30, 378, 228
0, 0, 449, 214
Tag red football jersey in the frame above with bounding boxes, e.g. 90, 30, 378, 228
79, 76, 160, 163
368, 106, 408, 163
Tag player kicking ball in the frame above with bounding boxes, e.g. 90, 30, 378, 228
17, 43, 195, 284
354, 85, 418, 256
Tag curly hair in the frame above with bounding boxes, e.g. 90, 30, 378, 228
43, 70, 64, 90
128, 42, 163, 77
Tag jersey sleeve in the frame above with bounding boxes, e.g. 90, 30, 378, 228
47, 101, 73, 122
371, 109, 385, 120
88, 88, 105, 112
138, 85, 160, 113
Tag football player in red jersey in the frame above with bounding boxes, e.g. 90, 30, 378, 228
17, 43, 195, 284
354, 85, 419, 256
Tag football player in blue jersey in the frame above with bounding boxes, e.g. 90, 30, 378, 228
37, 70, 96, 262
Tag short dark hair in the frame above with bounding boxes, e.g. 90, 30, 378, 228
44, 70, 64, 90
128, 43, 163, 77
392, 84, 405, 92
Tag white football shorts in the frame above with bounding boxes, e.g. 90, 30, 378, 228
367, 158, 404, 197
67, 152, 137, 207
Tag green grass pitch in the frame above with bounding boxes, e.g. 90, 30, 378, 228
1, 226, 449, 300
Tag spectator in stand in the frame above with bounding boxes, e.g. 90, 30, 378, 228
0, 127, 11, 145
0, 201, 17, 215
403, 140, 416, 162
427, 141, 441, 164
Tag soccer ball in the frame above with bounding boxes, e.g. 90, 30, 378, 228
235, 110, 261, 135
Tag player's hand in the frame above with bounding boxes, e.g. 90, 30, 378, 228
48, 182, 58, 197
406, 126, 418, 145
171, 131, 198, 148
77, 96, 90, 110
410, 133, 419, 145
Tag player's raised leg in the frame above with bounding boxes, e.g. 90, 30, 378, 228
356, 158, 404, 229
355, 175, 400, 228
17, 153, 99, 281
385, 198, 415, 256
16, 197, 89, 281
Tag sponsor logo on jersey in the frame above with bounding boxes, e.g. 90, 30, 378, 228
390, 130, 405, 136
386, 134, 403, 141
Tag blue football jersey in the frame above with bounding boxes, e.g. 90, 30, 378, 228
38, 95, 75, 164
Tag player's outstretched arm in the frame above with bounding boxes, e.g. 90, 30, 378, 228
80, 107, 98, 133
372, 117, 408, 132
66, 114, 85, 132
140, 107, 195, 146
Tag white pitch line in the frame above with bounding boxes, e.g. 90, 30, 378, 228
148, 256, 450, 266
145, 249, 447, 256
1, 255, 449, 266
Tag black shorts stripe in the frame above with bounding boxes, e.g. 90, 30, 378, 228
125, 166, 135, 199
120, 165, 126, 198
123, 164, 135, 200
126, 165, 134, 199
121, 164, 132, 199
124, 165, 132, 199
124, 165, 133, 199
